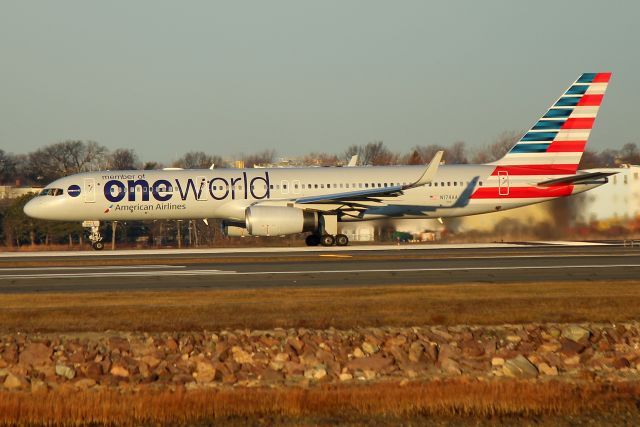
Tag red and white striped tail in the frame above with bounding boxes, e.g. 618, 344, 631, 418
490, 72, 611, 176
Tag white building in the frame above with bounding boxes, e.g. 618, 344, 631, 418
0, 186, 41, 200
573, 165, 640, 223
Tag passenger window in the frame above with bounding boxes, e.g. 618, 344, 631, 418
314, 184, 318, 189
479, 182, 483, 186
321, 184, 324, 188
454, 182, 457, 186
365, 183, 369, 188
434, 182, 438, 187
269, 185, 274, 189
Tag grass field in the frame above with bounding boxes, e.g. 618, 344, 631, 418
1, 279, 639, 332
1, 379, 639, 426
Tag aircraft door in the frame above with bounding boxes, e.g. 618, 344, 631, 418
498, 171, 509, 196
83, 178, 96, 203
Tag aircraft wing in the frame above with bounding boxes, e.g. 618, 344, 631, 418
294, 151, 444, 206
295, 185, 404, 204
537, 171, 618, 187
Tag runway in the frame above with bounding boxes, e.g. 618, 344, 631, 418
1, 242, 639, 293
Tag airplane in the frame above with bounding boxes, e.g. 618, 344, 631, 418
24, 73, 615, 250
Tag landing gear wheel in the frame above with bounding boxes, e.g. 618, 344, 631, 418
92, 241, 105, 251
335, 234, 349, 246
320, 234, 335, 247
305, 234, 320, 246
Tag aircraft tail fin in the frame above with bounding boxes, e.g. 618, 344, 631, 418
490, 72, 611, 174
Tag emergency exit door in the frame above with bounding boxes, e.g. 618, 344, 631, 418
498, 171, 509, 196
83, 178, 96, 203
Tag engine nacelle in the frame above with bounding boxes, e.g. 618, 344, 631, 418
245, 206, 318, 236
221, 221, 249, 237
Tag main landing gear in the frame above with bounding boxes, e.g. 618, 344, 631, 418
82, 220, 105, 251
305, 213, 349, 246
305, 233, 349, 247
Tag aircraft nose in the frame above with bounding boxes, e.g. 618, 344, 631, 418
23, 198, 41, 219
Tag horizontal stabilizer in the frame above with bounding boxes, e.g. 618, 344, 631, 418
537, 171, 617, 187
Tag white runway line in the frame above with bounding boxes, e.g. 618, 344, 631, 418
0, 265, 184, 272
1, 264, 639, 280
0, 241, 617, 258
529, 241, 610, 246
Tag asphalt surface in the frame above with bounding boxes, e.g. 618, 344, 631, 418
1, 242, 640, 293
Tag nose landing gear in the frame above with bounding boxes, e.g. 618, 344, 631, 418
82, 220, 104, 251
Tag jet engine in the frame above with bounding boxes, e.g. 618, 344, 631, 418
245, 206, 318, 236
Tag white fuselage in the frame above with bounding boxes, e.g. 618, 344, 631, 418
23, 164, 601, 223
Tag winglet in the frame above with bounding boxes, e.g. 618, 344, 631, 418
347, 155, 358, 167
406, 151, 443, 188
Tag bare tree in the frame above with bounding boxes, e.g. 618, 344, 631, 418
302, 152, 339, 166
471, 131, 523, 163
342, 145, 360, 163
619, 143, 640, 165
0, 149, 17, 184
447, 141, 468, 164
404, 144, 445, 165
108, 148, 140, 170
342, 141, 397, 166
173, 151, 226, 169
578, 150, 602, 169
143, 161, 163, 170
25, 140, 108, 182
243, 150, 276, 168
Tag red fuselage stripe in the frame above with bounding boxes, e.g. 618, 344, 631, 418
490, 164, 578, 175
470, 185, 574, 199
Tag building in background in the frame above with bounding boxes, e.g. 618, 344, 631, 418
573, 165, 640, 224
0, 186, 40, 200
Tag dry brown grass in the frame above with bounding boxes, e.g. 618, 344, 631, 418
1, 280, 640, 333
0, 379, 637, 426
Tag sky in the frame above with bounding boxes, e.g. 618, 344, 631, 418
1, 1, 638, 163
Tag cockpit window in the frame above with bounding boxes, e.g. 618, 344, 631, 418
39, 188, 64, 196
